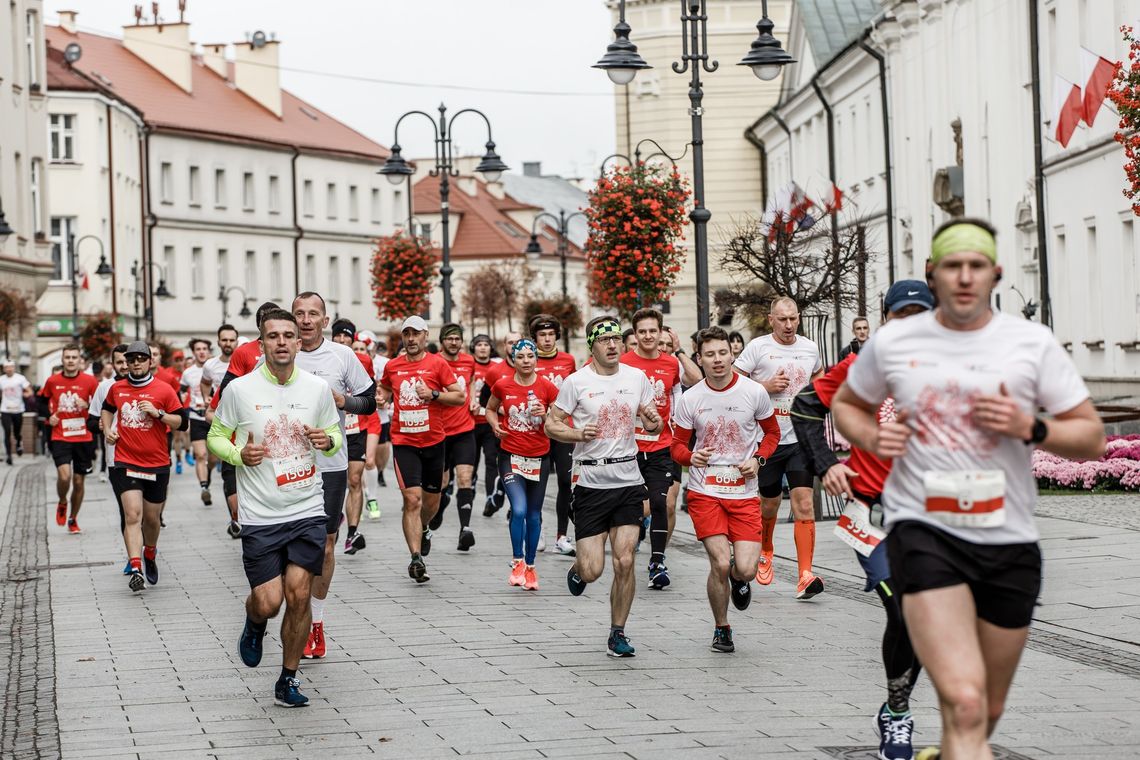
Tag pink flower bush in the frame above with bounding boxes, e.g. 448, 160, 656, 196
1033, 435, 1140, 491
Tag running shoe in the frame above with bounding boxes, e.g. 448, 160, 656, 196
482, 495, 499, 517
175, 460, 183, 475
305, 622, 325, 659
122, 559, 131, 575
755, 552, 774, 586
647, 562, 671, 590
345, 532, 366, 555
55, 501, 67, 526
523, 566, 539, 591
68, 519, 81, 534
200, 487, 212, 506
16, 443, 22, 456
428, 507, 445, 531
730, 575, 752, 611
6, 455, 13, 465
378, 472, 387, 487
366, 497, 381, 520
508, 559, 526, 587
127, 569, 145, 593
710, 626, 735, 653
186, 452, 195, 465
421, 528, 433, 557
238, 617, 265, 667
536, 535, 546, 553
408, 556, 430, 583
227, 520, 242, 539
606, 629, 636, 658
144, 553, 159, 585
274, 676, 309, 708
915, 747, 941, 760
796, 571, 825, 600
457, 527, 475, 552
555, 535, 576, 556
566, 567, 587, 596
98, 472, 106, 482
874, 703, 915, 760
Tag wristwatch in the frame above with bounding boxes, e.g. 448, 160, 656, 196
1025, 417, 1048, 445
754, 455, 766, 468
431, 389, 440, 401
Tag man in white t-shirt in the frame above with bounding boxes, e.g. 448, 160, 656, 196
733, 296, 825, 599
0, 360, 32, 465
181, 337, 215, 505
208, 308, 342, 709
833, 218, 1105, 759
545, 315, 662, 658
672, 327, 781, 654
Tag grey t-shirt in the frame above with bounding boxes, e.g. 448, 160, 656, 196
294, 338, 374, 472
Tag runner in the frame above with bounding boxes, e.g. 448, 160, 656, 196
329, 318, 375, 554
469, 334, 503, 518
180, 338, 215, 505
209, 308, 342, 708
102, 341, 188, 592
530, 314, 578, 555
38, 344, 99, 533
658, 328, 686, 531
291, 293, 376, 659
480, 331, 522, 516
485, 338, 558, 590
379, 315, 464, 582
1, 360, 32, 465
370, 341, 392, 492
671, 327, 780, 652
733, 296, 825, 598
201, 324, 238, 492
792, 280, 933, 760
91, 345, 128, 568
545, 315, 662, 657
351, 334, 382, 519
431, 323, 480, 550
620, 308, 701, 590
832, 219, 1105, 760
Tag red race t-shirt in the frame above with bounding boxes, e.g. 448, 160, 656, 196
381, 353, 458, 447
619, 350, 682, 452
470, 359, 500, 425
440, 352, 476, 435
813, 352, 892, 497
209, 340, 263, 410
39, 372, 99, 442
103, 378, 185, 470
491, 374, 558, 457
535, 351, 576, 389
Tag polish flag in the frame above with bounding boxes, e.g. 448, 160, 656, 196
80, 272, 90, 290
1052, 75, 1084, 148
1080, 47, 1118, 126
822, 181, 844, 214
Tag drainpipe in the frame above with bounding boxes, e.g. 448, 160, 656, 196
810, 77, 842, 359
858, 35, 896, 283
745, 109, 793, 209
291, 147, 303, 296
1028, 0, 1051, 327
142, 125, 155, 337
105, 102, 118, 316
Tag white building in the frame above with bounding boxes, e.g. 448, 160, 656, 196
42, 9, 397, 358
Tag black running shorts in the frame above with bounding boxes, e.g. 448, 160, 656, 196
49, 439, 94, 476
346, 432, 366, 463
241, 516, 327, 588
320, 469, 348, 535
109, 465, 171, 503
637, 448, 674, 502
189, 418, 210, 442
887, 519, 1042, 629
757, 443, 813, 497
379, 421, 391, 444
444, 429, 477, 470
572, 483, 648, 541
393, 442, 445, 493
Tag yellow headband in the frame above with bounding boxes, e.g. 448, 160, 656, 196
931, 222, 997, 264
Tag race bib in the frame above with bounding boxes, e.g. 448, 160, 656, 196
772, 396, 792, 416
833, 498, 885, 557
61, 417, 87, 437
634, 426, 660, 443
125, 469, 157, 482
344, 413, 361, 435
273, 452, 317, 492
705, 465, 746, 495
510, 454, 543, 482
923, 469, 1006, 528
398, 408, 429, 434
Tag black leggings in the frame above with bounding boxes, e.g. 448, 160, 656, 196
875, 578, 921, 707
549, 440, 574, 536
473, 423, 501, 499
1, 412, 22, 458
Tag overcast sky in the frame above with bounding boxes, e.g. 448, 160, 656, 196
57, 0, 618, 178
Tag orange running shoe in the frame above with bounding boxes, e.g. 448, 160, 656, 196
755, 552, 774, 586
56, 501, 67, 526
796, 571, 825, 600
523, 566, 539, 591
67, 519, 81, 534
508, 559, 526, 587
303, 622, 325, 658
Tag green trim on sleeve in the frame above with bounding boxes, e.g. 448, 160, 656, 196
206, 419, 244, 467
319, 423, 342, 458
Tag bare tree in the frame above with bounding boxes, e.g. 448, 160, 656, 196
460, 260, 533, 336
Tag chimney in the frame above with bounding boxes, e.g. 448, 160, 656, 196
522, 161, 542, 177
232, 37, 281, 117
485, 181, 505, 200
201, 43, 226, 79
122, 16, 193, 93
456, 176, 478, 197
58, 10, 79, 34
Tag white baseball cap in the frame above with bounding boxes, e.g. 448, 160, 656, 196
401, 316, 429, 333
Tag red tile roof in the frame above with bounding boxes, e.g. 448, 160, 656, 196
45, 45, 101, 91
45, 26, 388, 160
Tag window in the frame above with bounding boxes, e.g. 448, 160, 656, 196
217, 248, 229, 290
162, 245, 176, 291
244, 250, 257, 295
191, 247, 204, 297
30, 159, 42, 237
370, 188, 381, 224
302, 180, 314, 217
268, 175, 280, 213
326, 183, 337, 220
348, 185, 359, 221
188, 166, 201, 205
328, 256, 340, 300
160, 162, 174, 203
49, 216, 77, 281
49, 114, 76, 161
392, 189, 403, 226
351, 257, 362, 304
214, 169, 227, 208
25, 11, 40, 90
1087, 222, 1101, 337
242, 172, 255, 211
270, 251, 283, 299
304, 255, 316, 288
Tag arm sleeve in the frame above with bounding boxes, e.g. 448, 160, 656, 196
316, 388, 343, 458
756, 415, 781, 460
341, 380, 377, 415
206, 419, 243, 466
670, 426, 694, 467
790, 381, 840, 476
171, 407, 190, 432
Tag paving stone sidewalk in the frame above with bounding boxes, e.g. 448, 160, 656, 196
2, 456, 1139, 759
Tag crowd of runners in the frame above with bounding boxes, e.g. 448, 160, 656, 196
10, 217, 1106, 760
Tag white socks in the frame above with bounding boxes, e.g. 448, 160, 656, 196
310, 596, 326, 624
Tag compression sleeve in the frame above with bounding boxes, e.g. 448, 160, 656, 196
755, 415, 782, 461
319, 422, 343, 458
670, 426, 695, 467
340, 381, 377, 415
206, 419, 243, 467
790, 382, 840, 476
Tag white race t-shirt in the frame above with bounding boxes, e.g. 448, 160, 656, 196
0, 373, 30, 414
372, 355, 390, 423
201, 355, 230, 392
180, 363, 207, 421
733, 334, 822, 445
295, 339, 375, 472
213, 365, 340, 526
553, 363, 654, 489
845, 310, 1090, 545
673, 374, 775, 500
91, 376, 118, 465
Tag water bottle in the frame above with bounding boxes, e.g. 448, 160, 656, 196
527, 390, 540, 424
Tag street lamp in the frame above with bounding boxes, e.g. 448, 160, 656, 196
594, 0, 795, 329
129, 259, 173, 339
218, 285, 253, 322
66, 234, 110, 341
524, 210, 585, 351
599, 137, 689, 176
378, 103, 509, 323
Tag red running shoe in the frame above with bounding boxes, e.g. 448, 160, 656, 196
303, 622, 325, 659
56, 501, 67, 526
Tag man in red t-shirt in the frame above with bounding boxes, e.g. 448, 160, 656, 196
530, 315, 577, 554
103, 341, 188, 592
379, 316, 464, 582
432, 323, 479, 551
39, 343, 100, 532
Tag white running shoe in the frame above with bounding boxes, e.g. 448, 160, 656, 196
536, 535, 546, 552
555, 535, 576, 556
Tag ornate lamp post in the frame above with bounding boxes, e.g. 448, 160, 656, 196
66, 234, 112, 341
218, 285, 253, 322
128, 259, 173, 339
524, 210, 585, 351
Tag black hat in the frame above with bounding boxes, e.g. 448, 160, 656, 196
331, 318, 356, 339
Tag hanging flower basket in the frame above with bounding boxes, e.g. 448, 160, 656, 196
370, 231, 438, 322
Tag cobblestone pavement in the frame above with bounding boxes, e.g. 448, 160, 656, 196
2, 456, 1139, 759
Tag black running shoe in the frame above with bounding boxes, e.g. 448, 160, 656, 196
567, 567, 587, 596
143, 554, 159, 585
274, 676, 309, 708
345, 532, 366, 555
730, 575, 752, 611
128, 569, 145, 592
483, 495, 498, 517
457, 528, 475, 551
428, 505, 445, 531
238, 617, 265, 667
378, 472, 387, 487
420, 528, 433, 557
711, 626, 735, 653
408, 557, 430, 583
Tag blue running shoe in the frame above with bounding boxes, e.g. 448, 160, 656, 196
606, 629, 636, 658
647, 562, 671, 590
122, 559, 131, 575
874, 702, 915, 760
567, 567, 587, 596
274, 676, 309, 708
186, 452, 195, 465
175, 460, 183, 475
238, 617, 265, 668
